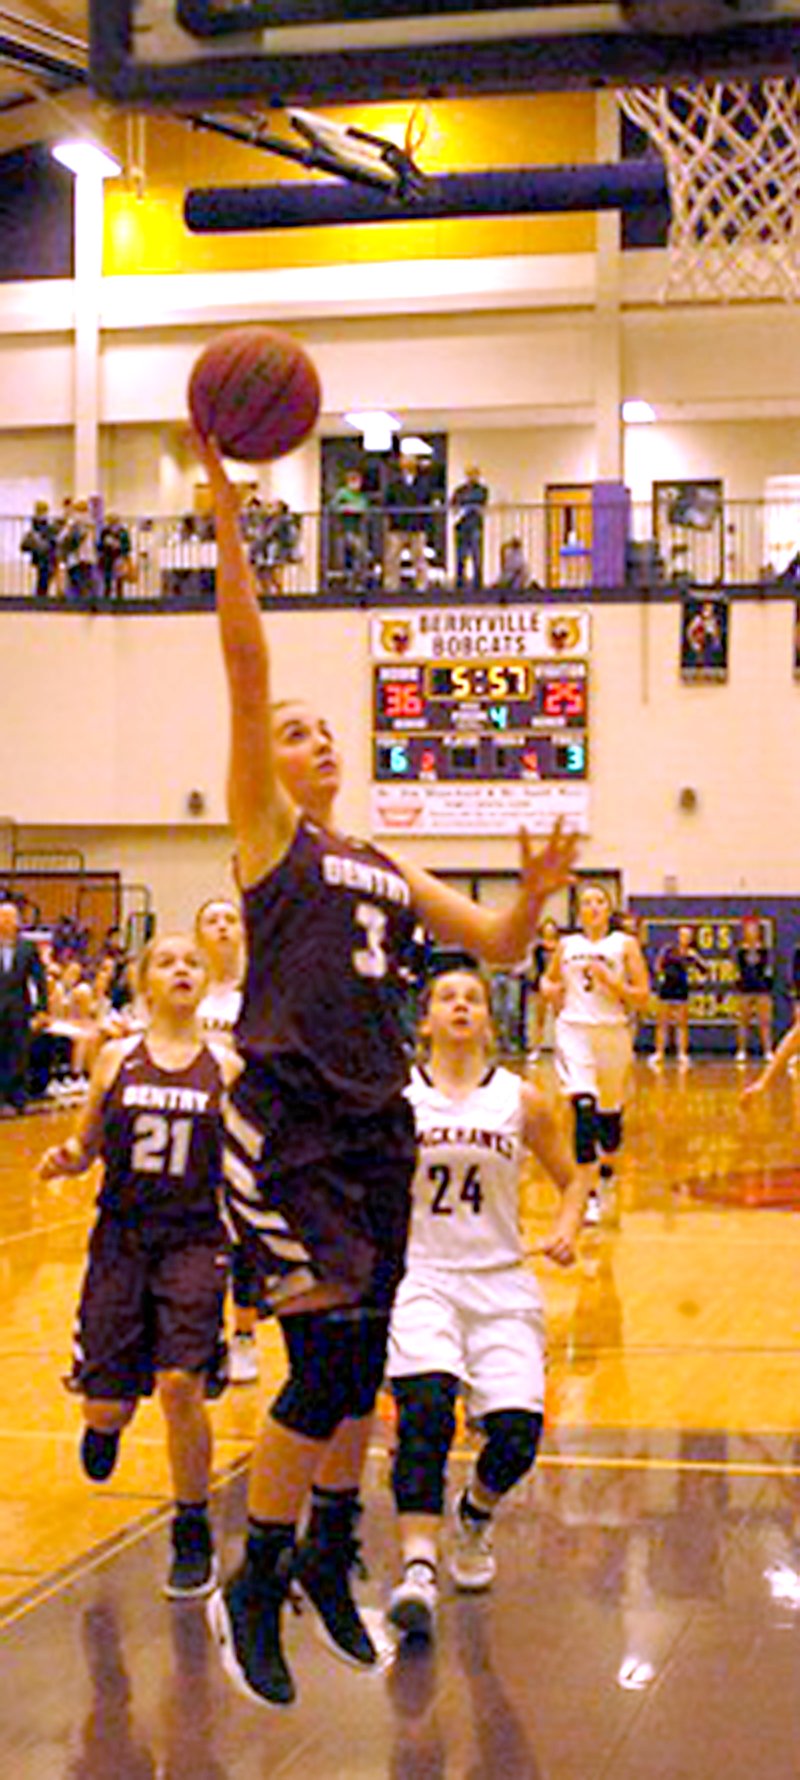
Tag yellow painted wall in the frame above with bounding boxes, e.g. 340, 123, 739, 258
103, 94, 597, 276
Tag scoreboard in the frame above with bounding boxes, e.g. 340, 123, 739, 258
370, 607, 590, 837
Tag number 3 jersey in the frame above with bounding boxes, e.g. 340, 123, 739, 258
237, 817, 417, 1112
404, 1063, 526, 1271
97, 1036, 227, 1238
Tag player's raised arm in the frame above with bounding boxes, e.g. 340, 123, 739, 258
38, 1043, 122, 1180
399, 822, 579, 964
191, 429, 295, 885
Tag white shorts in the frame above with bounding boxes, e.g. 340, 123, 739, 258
387, 1264, 545, 1419
555, 1019, 632, 1109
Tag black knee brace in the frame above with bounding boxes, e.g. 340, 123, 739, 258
597, 1109, 623, 1156
572, 1093, 598, 1166
476, 1409, 543, 1497
272, 1308, 390, 1441
391, 1373, 459, 1516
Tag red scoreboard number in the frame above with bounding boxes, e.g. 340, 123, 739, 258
380, 680, 425, 720
541, 678, 586, 719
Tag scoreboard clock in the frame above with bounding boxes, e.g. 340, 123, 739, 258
369, 606, 591, 837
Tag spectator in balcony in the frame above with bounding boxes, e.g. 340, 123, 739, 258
60, 499, 97, 601
0, 898, 48, 1113
328, 468, 372, 590
98, 514, 133, 599
495, 536, 532, 593
384, 453, 432, 591
451, 465, 489, 593
21, 500, 59, 599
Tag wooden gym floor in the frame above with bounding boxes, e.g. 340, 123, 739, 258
2, 1057, 800, 1778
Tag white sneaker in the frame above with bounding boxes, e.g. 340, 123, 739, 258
647, 1054, 663, 1070
677, 1054, 690, 1070
583, 1188, 602, 1227
449, 1496, 496, 1592
526, 1047, 540, 1065
227, 1333, 259, 1385
387, 1561, 438, 1642
764, 1049, 775, 1062
735, 1050, 747, 1065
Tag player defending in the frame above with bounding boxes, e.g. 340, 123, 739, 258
191, 428, 579, 1711
39, 934, 238, 1600
387, 967, 586, 1643
541, 886, 649, 1224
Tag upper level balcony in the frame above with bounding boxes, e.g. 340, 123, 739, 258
4, 491, 800, 607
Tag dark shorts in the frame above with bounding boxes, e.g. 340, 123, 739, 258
71, 1215, 229, 1401
658, 988, 689, 1005
222, 1067, 416, 1313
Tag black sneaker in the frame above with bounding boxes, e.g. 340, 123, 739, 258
294, 1518, 377, 1667
164, 1512, 218, 1601
80, 1427, 120, 1482
207, 1563, 296, 1708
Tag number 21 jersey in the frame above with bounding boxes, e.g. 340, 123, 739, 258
404, 1064, 525, 1271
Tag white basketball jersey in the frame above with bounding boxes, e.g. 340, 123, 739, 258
558, 931, 629, 1026
197, 983, 242, 1047
404, 1064, 526, 1270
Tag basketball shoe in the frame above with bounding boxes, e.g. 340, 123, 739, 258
449, 1493, 496, 1591
388, 1560, 438, 1643
164, 1508, 217, 1600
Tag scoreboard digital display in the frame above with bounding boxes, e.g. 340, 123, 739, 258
373, 660, 588, 784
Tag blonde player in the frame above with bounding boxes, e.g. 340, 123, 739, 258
386, 967, 586, 1644
541, 886, 649, 1223
39, 934, 239, 1599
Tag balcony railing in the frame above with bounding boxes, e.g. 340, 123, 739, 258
3, 498, 800, 603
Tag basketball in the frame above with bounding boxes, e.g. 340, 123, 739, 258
188, 326, 321, 462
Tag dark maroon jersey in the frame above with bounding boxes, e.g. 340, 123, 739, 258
98, 1037, 226, 1235
236, 818, 417, 1111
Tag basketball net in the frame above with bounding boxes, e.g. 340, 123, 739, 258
620, 79, 800, 302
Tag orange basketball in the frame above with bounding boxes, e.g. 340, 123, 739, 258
188, 326, 321, 462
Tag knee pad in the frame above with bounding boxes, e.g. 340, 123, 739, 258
572, 1094, 598, 1166
597, 1110, 623, 1156
391, 1374, 458, 1516
476, 1409, 543, 1497
272, 1308, 390, 1441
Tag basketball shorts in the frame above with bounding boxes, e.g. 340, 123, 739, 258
222, 1069, 416, 1313
387, 1264, 545, 1420
70, 1215, 229, 1401
554, 1019, 632, 1109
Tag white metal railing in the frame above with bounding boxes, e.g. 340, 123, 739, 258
3, 499, 800, 601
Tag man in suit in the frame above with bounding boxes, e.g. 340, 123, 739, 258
0, 899, 48, 1111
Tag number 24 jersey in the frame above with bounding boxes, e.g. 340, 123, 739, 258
404, 1063, 526, 1272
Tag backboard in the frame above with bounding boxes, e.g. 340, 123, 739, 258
91, 3, 800, 109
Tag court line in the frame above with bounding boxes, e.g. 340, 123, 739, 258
0, 1214, 91, 1249
3, 1444, 799, 1634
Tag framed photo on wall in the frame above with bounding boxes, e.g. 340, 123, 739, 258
680, 592, 729, 683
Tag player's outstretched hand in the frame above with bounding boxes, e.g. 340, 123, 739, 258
519, 820, 580, 906
188, 426, 239, 514
38, 1143, 73, 1181
534, 1206, 583, 1268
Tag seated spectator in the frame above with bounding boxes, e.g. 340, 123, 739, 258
98, 514, 133, 598
495, 536, 532, 592
21, 500, 59, 599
